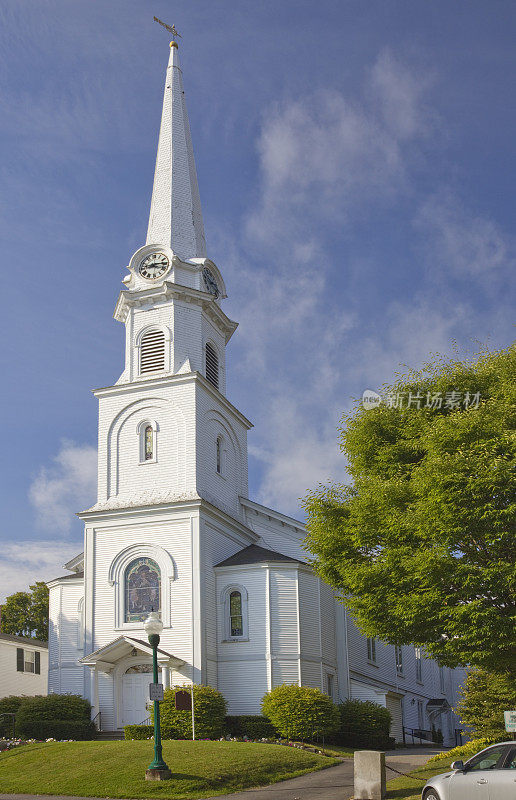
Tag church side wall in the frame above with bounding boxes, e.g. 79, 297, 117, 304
47, 580, 84, 696
200, 514, 255, 690
216, 565, 268, 714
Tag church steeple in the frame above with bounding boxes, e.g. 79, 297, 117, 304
146, 41, 207, 260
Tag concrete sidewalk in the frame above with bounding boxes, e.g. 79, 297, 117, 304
0, 748, 444, 800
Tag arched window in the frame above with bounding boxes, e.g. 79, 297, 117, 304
124, 558, 161, 623
216, 436, 222, 474
144, 425, 153, 460
137, 420, 158, 464
205, 342, 219, 389
221, 585, 248, 641
229, 591, 243, 637
140, 329, 165, 374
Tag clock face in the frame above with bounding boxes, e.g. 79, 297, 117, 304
139, 252, 170, 280
203, 267, 219, 298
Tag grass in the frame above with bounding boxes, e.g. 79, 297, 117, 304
386, 752, 454, 799
0, 739, 338, 799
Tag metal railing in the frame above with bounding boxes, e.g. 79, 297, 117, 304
92, 711, 102, 732
402, 726, 433, 745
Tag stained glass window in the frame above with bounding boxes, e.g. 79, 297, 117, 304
125, 558, 161, 623
144, 425, 153, 460
216, 437, 222, 473
229, 590, 243, 637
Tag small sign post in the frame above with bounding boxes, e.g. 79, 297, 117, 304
175, 688, 195, 741
504, 710, 516, 735
149, 683, 164, 702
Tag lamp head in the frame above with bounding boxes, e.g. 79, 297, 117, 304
144, 611, 163, 638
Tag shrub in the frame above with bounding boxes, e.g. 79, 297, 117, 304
15, 719, 95, 740
455, 668, 516, 740
337, 699, 393, 750
261, 685, 340, 741
124, 725, 154, 740
225, 715, 278, 739
428, 738, 497, 764
156, 685, 227, 740
0, 696, 25, 737
15, 693, 93, 740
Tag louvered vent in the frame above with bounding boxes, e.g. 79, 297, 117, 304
140, 330, 165, 374
205, 342, 219, 389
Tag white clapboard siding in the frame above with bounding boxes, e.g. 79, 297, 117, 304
270, 569, 299, 656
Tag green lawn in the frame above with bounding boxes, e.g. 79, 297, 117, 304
386, 753, 454, 799
0, 739, 338, 799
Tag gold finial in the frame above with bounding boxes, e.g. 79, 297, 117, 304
154, 16, 181, 46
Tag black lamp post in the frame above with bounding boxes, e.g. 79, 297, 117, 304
144, 611, 171, 781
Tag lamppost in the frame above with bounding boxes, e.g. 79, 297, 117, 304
144, 611, 171, 781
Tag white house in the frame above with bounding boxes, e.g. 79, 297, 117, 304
47, 38, 465, 744
0, 633, 48, 701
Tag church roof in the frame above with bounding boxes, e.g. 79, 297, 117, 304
146, 41, 206, 260
48, 571, 84, 582
215, 544, 305, 568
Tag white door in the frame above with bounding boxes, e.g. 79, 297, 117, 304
121, 671, 153, 726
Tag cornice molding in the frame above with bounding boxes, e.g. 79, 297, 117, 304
113, 280, 237, 344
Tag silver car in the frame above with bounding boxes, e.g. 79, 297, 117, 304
422, 741, 516, 800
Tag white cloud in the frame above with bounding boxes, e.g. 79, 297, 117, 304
0, 541, 82, 603
246, 50, 430, 250
414, 192, 514, 279
222, 50, 513, 518
29, 441, 97, 533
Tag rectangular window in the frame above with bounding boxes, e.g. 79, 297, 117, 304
439, 665, 445, 693
327, 673, 334, 698
395, 644, 403, 674
415, 646, 422, 682
367, 637, 377, 663
17, 648, 39, 673
24, 650, 35, 673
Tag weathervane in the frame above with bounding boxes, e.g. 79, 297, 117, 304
153, 16, 182, 41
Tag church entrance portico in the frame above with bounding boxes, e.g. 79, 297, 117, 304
80, 635, 184, 730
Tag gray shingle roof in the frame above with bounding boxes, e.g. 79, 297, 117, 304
49, 571, 84, 582
215, 544, 304, 568
0, 632, 48, 648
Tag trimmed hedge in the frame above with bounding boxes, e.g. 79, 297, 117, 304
16, 719, 96, 741
0, 696, 25, 737
337, 699, 393, 750
225, 715, 278, 739
124, 725, 154, 740
15, 694, 94, 741
155, 685, 227, 740
262, 685, 340, 740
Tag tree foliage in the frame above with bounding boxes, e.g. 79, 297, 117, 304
1, 582, 49, 641
261, 684, 340, 740
304, 345, 516, 677
455, 668, 516, 740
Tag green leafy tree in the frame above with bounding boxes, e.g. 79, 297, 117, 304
304, 345, 516, 678
1, 582, 49, 641
456, 668, 516, 740
261, 684, 340, 740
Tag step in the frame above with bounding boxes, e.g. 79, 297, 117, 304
96, 730, 124, 740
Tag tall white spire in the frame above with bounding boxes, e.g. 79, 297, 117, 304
146, 42, 207, 260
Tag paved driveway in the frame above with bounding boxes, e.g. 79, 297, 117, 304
198, 747, 443, 800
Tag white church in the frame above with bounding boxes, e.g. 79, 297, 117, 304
47, 38, 465, 743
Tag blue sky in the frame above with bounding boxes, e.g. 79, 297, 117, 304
0, 0, 514, 600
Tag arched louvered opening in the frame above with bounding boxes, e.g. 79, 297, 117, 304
140, 329, 165, 374
205, 342, 219, 389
